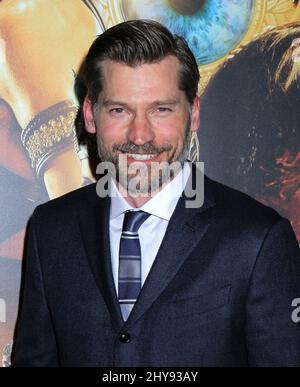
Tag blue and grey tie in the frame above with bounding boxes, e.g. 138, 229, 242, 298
118, 210, 150, 321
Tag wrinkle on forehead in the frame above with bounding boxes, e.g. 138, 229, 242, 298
99, 56, 185, 106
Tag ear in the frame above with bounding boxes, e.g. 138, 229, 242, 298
83, 97, 96, 134
190, 95, 200, 133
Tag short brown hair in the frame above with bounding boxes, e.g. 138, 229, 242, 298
77, 19, 200, 106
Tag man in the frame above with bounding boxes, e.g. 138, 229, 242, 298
12, 20, 300, 367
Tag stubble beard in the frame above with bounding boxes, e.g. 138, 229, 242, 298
96, 116, 192, 196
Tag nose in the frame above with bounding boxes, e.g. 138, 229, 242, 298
127, 113, 155, 145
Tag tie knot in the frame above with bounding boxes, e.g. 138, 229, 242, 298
122, 210, 150, 233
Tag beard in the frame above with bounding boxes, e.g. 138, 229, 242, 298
96, 116, 192, 195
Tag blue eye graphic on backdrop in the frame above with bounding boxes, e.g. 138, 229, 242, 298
121, 0, 254, 65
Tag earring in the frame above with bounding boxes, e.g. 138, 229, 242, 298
188, 131, 200, 162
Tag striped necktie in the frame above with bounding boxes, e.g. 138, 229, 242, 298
118, 210, 150, 321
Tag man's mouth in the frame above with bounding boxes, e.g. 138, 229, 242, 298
126, 153, 156, 161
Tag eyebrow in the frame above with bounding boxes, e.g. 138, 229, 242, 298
102, 100, 127, 107
152, 100, 179, 106
102, 99, 179, 107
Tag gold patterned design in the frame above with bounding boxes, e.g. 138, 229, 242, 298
26, 111, 76, 166
97, 0, 125, 28
266, 0, 297, 25
22, 101, 78, 175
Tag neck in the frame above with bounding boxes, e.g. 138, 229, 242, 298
112, 163, 187, 208
116, 182, 164, 208
114, 169, 183, 208
121, 192, 153, 208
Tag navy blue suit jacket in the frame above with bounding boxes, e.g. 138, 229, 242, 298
12, 165, 300, 366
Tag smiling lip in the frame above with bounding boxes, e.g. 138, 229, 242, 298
118, 151, 162, 163
126, 153, 156, 161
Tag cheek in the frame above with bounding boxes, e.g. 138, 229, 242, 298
153, 118, 187, 142
97, 120, 126, 144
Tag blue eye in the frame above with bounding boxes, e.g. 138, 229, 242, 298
157, 107, 170, 112
121, 0, 254, 65
111, 108, 124, 114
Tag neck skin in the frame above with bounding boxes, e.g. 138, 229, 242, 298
115, 183, 156, 208
113, 165, 184, 207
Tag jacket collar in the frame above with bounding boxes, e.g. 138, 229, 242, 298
78, 162, 216, 331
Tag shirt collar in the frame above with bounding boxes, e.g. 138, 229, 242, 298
110, 162, 191, 221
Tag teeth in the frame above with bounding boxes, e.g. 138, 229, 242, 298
126, 153, 155, 160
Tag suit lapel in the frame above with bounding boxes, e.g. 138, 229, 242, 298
125, 164, 216, 328
77, 184, 124, 331
77, 165, 217, 330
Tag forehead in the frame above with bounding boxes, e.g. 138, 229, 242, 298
100, 56, 183, 100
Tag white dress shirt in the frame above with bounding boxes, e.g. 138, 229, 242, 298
109, 162, 191, 295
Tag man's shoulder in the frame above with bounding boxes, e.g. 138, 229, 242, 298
32, 183, 101, 221
205, 175, 283, 228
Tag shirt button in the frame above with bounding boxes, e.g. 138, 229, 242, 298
119, 332, 131, 343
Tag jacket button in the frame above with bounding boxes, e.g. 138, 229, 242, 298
119, 332, 131, 343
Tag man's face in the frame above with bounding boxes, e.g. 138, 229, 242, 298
83, 55, 200, 193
